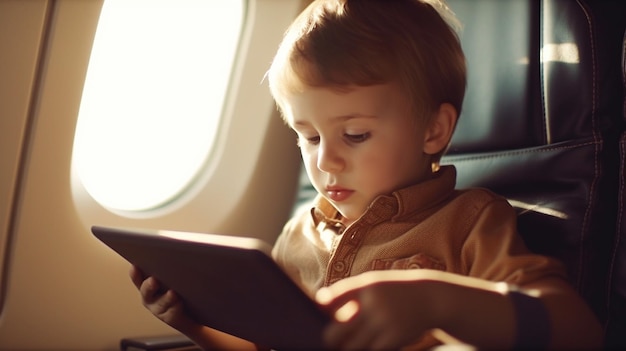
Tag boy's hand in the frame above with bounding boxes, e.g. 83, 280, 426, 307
316, 270, 440, 350
129, 266, 260, 350
129, 265, 199, 333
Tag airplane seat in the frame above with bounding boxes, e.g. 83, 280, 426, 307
440, 0, 626, 347
605, 24, 626, 349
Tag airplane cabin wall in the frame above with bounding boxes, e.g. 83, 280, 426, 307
0, 0, 48, 304
0, 0, 304, 349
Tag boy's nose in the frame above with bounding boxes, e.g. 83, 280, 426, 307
317, 142, 344, 174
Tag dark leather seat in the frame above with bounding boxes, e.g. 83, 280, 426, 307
606, 16, 626, 349
443, 0, 626, 347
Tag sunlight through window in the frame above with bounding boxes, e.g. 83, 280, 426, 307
73, 0, 244, 211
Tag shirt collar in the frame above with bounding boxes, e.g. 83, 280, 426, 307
310, 165, 457, 226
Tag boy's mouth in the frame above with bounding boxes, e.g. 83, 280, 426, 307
326, 187, 354, 202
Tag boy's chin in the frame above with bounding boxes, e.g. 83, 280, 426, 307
334, 206, 368, 226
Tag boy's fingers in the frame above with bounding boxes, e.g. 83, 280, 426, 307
129, 265, 146, 289
140, 277, 163, 302
316, 284, 362, 315
151, 289, 180, 315
317, 270, 386, 308
323, 308, 378, 350
317, 286, 348, 307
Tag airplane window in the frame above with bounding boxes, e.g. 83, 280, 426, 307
72, 0, 244, 212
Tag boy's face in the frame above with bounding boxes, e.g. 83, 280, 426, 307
283, 83, 434, 225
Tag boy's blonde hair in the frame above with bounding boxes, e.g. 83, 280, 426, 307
267, 0, 466, 162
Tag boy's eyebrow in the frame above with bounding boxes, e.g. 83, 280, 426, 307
293, 114, 378, 127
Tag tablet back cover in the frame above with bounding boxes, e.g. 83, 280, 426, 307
92, 226, 329, 350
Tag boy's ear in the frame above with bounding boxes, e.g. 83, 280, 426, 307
423, 103, 458, 155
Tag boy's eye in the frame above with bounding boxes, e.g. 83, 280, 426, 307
297, 135, 320, 147
307, 136, 321, 144
345, 133, 370, 143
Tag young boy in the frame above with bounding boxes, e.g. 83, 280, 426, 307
131, 0, 603, 349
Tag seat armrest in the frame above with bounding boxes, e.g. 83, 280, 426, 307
120, 334, 199, 351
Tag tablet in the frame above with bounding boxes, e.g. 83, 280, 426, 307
91, 225, 330, 350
